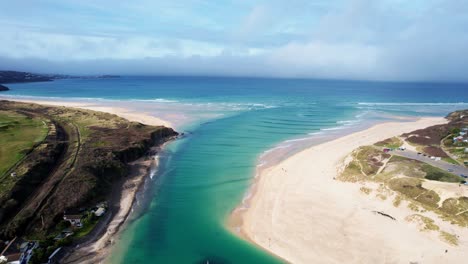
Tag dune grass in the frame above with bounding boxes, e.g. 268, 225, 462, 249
421, 164, 464, 183
439, 231, 459, 246
406, 214, 440, 231
374, 137, 403, 149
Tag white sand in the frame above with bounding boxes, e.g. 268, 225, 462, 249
239, 117, 468, 264
2, 98, 171, 127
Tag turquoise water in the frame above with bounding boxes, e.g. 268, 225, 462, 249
2, 77, 468, 263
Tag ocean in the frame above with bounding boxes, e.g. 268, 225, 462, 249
2, 77, 468, 263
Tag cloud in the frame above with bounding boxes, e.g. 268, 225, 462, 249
0, 0, 467, 82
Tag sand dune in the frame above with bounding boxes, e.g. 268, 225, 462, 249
239, 117, 468, 264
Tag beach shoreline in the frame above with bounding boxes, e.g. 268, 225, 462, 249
62, 143, 173, 264
0, 97, 172, 128
230, 116, 468, 263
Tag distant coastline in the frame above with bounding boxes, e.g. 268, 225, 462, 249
0, 70, 120, 87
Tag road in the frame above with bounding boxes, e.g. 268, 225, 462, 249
393, 149, 468, 178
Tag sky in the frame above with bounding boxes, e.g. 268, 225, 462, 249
0, 0, 467, 81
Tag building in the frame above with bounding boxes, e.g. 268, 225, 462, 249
18, 241, 38, 264
4, 253, 20, 264
63, 215, 83, 228
94, 207, 106, 217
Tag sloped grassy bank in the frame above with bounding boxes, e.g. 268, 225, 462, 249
0, 101, 177, 245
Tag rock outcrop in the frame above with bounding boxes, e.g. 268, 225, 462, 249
0, 84, 9, 91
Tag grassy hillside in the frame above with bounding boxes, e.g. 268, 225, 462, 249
0, 101, 177, 239
0, 111, 48, 177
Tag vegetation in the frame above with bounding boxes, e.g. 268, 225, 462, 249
421, 164, 463, 183
393, 195, 403, 207
405, 214, 440, 231
339, 146, 390, 182
339, 113, 468, 245
374, 137, 403, 149
360, 186, 372, 195
0, 110, 48, 177
73, 212, 99, 239
0, 100, 177, 240
439, 231, 459, 246
30, 236, 72, 264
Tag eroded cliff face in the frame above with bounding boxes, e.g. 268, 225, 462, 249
0, 101, 178, 238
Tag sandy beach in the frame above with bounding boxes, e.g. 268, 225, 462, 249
235, 117, 468, 264
0, 98, 171, 127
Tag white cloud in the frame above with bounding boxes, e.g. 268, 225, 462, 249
0, 0, 467, 82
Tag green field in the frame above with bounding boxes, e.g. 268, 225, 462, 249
0, 110, 48, 177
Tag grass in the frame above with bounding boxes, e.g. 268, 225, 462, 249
384, 157, 426, 179
393, 195, 403, 207
73, 218, 99, 239
374, 137, 403, 149
405, 214, 440, 231
340, 147, 390, 182
340, 141, 468, 233
360, 186, 372, 195
408, 202, 421, 212
389, 177, 441, 209
0, 110, 48, 177
439, 197, 468, 227
442, 157, 459, 165
439, 231, 459, 246
421, 164, 463, 183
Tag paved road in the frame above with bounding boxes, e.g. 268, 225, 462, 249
393, 149, 468, 179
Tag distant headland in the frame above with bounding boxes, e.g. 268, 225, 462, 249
0, 70, 120, 91
0, 84, 9, 91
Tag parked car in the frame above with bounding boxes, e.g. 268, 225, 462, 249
461, 174, 468, 179
448, 169, 454, 172
417, 152, 422, 155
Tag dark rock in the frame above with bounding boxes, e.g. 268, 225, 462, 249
0, 84, 9, 91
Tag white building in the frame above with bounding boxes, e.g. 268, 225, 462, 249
63, 215, 83, 228
94, 207, 106, 217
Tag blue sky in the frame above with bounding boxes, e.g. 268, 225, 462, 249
1, 0, 467, 81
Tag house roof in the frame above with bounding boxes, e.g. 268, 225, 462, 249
6, 253, 21, 261
64, 215, 82, 220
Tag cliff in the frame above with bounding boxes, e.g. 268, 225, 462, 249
0, 101, 177, 238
